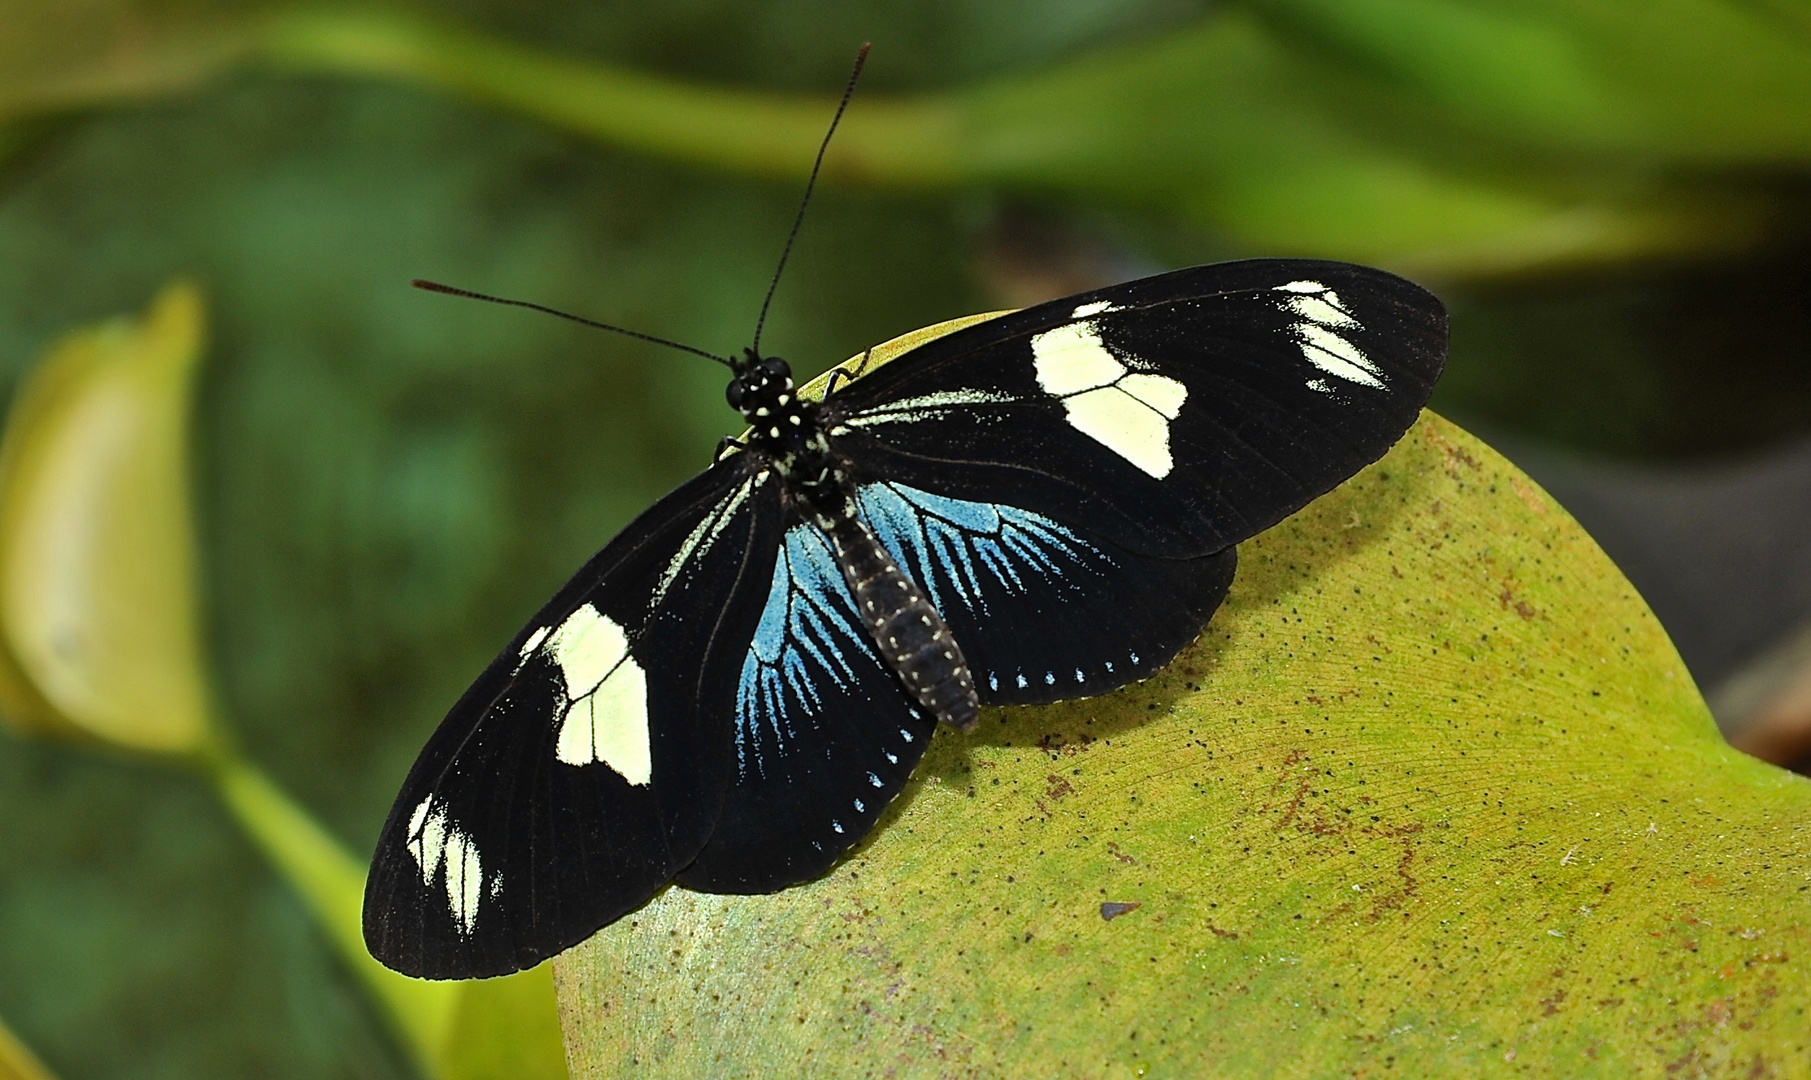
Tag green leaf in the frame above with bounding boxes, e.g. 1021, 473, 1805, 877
0, 281, 214, 756
555, 318, 1809, 1076
0, 0, 264, 116
254, 8, 1769, 273
1254, 0, 1811, 161
0, 4, 1788, 273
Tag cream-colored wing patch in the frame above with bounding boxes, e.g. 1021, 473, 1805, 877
1032, 320, 1188, 479
1031, 322, 1126, 395
1273, 280, 1385, 390
1060, 388, 1176, 479
407, 795, 488, 935
534, 603, 653, 784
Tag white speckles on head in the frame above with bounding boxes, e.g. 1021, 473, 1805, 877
541, 604, 653, 784
1031, 320, 1187, 479
1273, 280, 1385, 391
405, 795, 487, 936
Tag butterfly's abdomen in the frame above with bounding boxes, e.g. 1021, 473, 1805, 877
820, 512, 979, 731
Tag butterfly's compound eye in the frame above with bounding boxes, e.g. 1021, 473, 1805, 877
726, 379, 747, 410
758, 357, 791, 386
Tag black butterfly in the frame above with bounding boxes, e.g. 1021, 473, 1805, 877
362, 57, 1447, 981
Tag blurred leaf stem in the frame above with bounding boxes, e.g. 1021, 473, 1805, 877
5, 4, 1808, 273
0, 284, 561, 1080
0, 1014, 57, 1080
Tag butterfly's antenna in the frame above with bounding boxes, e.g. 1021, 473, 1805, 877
748, 42, 871, 360
412, 279, 736, 368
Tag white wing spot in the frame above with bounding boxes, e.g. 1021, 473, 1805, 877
542, 604, 653, 784
1274, 280, 1385, 391
1032, 320, 1187, 479
519, 625, 550, 658
1072, 299, 1119, 318
405, 795, 487, 936
867, 772, 884, 788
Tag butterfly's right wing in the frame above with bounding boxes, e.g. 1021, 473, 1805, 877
363, 460, 781, 979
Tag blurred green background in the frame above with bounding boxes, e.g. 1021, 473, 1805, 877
2, 1, 1810, 1077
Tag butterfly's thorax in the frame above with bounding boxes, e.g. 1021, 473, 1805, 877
732, 355, 980, 731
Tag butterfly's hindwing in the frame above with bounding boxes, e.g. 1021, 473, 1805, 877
825, 259, 1445, 559
678, 512, 936, 893
855, 482, 1237, 703
362, 462, 780, 979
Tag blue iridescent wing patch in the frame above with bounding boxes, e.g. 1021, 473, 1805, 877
679, 516, 936, 893
857, 482, 1237, 704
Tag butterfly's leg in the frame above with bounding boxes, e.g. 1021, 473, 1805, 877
822, 347, 874, 398
715, 435, 749, 461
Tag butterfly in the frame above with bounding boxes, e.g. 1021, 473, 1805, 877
362, 53, 1448, 981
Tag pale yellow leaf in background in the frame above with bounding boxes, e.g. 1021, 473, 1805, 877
0, 282, 213, 755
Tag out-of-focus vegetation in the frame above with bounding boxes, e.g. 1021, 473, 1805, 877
0, 285, 563, 1079
0, 1, 1807, 1078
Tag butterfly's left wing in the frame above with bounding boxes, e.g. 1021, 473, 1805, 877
363, 461, 781, 979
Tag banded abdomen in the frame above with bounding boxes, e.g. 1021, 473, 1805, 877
817, 512, 979, 730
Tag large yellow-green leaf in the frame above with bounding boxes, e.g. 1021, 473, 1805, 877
0, 281, 213, 755
555, 318, 1809, 1076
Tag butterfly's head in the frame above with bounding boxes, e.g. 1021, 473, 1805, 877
726, 351, 796, 419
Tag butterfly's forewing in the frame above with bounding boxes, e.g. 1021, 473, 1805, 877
824, 259, 1447, 559
362, 461, 780, 979
677, 508, 938, 892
